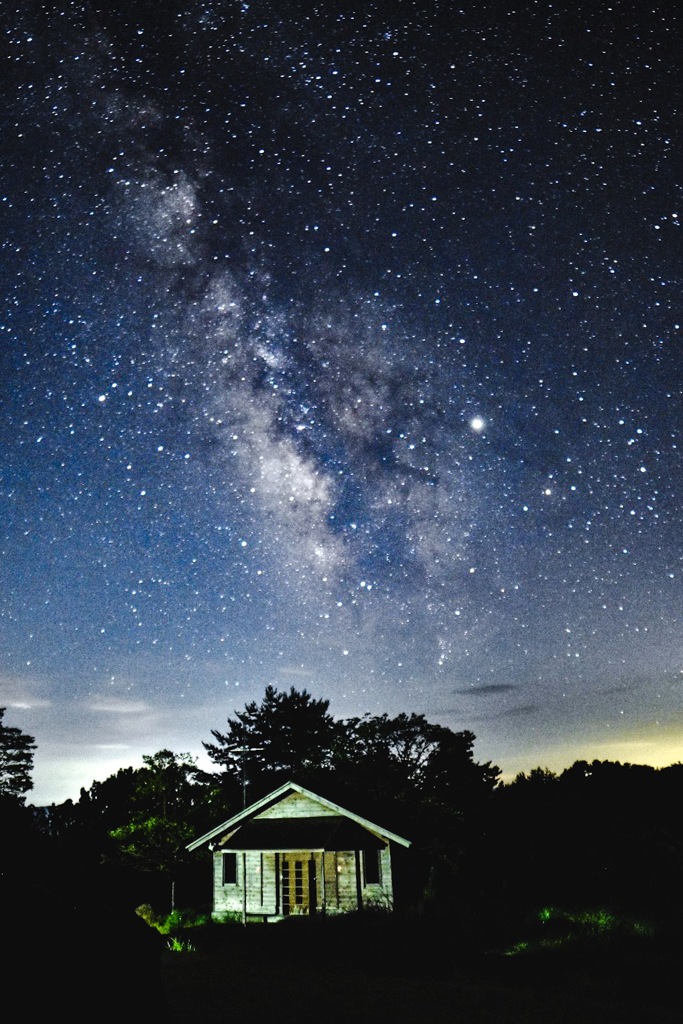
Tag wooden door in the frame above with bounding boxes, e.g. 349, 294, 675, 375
281, 855, 316, 915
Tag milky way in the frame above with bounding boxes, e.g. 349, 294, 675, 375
1, 1, 681, 804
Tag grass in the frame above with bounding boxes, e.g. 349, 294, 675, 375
503, 904, 656, 956
159, 908, 683, 1024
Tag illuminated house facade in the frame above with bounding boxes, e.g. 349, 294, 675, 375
187, 781, 411, 923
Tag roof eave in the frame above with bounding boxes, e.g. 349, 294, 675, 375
186, 779, 412, 851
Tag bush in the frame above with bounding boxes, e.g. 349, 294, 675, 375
136, 904, 212, 934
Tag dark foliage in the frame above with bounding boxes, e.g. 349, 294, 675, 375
3, 873, 170, 1017
6, 691, 682, 1002
203, 684, 341, 802
485, 759, 683, 918
0, 789, 170, 1017
0, 706, 36, 799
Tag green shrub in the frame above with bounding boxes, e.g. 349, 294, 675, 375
159, 908, 212, 934
136, 904, 212, 934
135, 903, 162, 928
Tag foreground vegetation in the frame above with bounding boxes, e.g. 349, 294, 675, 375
157, 906, 683, 1024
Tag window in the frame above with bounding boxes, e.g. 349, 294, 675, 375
364, 849, 381, 885
222, 851, 237, 885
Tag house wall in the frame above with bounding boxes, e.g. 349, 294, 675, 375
333, 846, 395, 912
212, 851, 279, 918
212, 843, 395, 919
365, 845, 394, 911
255, 791, 339, 819
322, 850, 340, 910
212, 850, 240, 918
333, 850, 359, 912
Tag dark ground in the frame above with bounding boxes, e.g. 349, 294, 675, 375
159, 913, 683, 1024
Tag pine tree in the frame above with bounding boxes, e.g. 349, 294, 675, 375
204, 685, 340, 801
0, 707, 36, 800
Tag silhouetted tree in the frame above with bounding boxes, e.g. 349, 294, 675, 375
0, 706, 36, 800
422, 727, 501, 810
0, 714, 169, 1012
107, 750, 208, 909
130, 749, 203, 821
333, 712, 446, 786
204, 685, 341, 801
509, 766, 559, 788
328, 713, 500, 839
43, 755, 213, 911
44, 766, 141, 856
488, 756, 683, 917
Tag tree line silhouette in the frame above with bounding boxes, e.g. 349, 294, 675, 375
2, 687, 683, 929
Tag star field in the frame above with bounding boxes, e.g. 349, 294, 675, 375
0, 0, 681, 804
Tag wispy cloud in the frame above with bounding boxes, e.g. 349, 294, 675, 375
86, 698, 153, 715
453, 684, 518, 696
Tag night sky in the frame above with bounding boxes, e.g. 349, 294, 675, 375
1, 1, 681, 806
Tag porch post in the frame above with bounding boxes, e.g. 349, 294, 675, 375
275, 852, 280, 914
242, 851, 247, 925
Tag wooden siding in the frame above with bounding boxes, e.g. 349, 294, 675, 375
362, 846, 394, 911
323, 850, 340, 910
334, 851, 361, 912
212, 841, 395, 920
212, 850, 241, 917
256, 791, 339, 820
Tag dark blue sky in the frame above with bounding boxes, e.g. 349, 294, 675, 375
1, 0, 681, 805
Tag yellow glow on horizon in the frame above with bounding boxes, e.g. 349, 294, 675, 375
500, 722, 683, 781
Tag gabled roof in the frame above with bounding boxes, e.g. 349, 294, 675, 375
214, 816, 386, 852
186, 780, 411, 852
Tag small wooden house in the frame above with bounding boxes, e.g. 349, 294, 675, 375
187, 781, 411, 923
